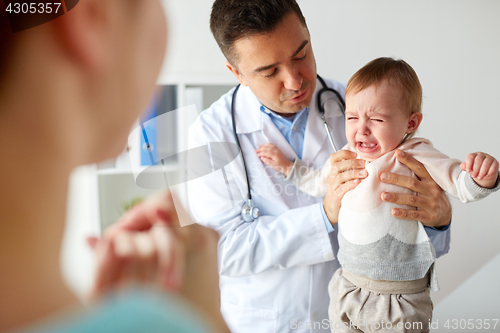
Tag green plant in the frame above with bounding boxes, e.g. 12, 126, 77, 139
120, 196, 145, 214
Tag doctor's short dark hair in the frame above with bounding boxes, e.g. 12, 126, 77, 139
346, 57, 423, 115
210, 0, 307, 66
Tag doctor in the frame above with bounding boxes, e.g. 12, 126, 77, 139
187, 1, 452, 332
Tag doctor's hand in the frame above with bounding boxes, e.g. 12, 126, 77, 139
87, 191, 229, 333
323, 150, 367, 225
379, 149, 452, 228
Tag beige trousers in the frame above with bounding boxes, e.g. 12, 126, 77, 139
328, 269, 433, 333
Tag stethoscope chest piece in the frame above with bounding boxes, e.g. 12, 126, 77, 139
241, 199, 260, 222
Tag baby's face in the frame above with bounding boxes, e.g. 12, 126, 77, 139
345, 80, 420, 162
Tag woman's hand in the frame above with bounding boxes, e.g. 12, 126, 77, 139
379, 149, 452, 228
87, 191, 229, 332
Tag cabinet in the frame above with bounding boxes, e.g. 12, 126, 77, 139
96, 81, 236, 231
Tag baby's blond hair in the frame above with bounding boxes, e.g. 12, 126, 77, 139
346, 57, 422, 116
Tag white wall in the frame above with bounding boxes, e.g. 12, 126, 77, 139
159, 0, 500, 319
160, 0, 236, 83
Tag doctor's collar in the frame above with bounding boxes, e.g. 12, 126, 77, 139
260, 105, 309, 122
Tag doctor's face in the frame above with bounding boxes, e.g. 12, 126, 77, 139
226, 13, 317, 116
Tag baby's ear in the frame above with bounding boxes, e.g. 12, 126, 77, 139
407, 112, 423, 133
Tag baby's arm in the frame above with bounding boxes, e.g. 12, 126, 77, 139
256, 143, 294, 176
460, 152, 499, 189
256, 143, 331, 197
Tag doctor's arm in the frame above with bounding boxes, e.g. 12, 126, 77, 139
203, 204, 337, 277
187, 126, 337, 277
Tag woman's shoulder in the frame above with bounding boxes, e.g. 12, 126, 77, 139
21, 288, 212, 333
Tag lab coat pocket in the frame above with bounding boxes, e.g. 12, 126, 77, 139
221, 300, 278, 333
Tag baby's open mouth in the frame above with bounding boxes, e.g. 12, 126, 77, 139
357, 141, 379, 153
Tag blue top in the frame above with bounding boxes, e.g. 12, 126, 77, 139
21, 289, 212, 333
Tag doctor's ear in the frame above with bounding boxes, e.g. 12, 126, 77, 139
226, 60, 248, 87
406, 112, 423, 134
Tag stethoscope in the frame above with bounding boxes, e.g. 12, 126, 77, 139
231, 74, 345, 222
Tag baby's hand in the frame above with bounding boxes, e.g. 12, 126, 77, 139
461, 152, 499, 189
256, 143, 294, 176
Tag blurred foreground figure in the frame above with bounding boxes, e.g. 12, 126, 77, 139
0, 0, 228, 332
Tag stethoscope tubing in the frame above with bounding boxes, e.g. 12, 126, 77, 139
231, 84, 253, 201
231, 75, 345, 221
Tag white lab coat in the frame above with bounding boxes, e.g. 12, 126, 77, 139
186, 78, 450, 333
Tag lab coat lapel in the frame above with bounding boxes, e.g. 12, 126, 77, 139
262, 116, 297, 162
302, 103, 327, 163
302, 78, 346, 164
235, 85, 297, 161
233, 85, 264, 135
302, 80, 328, 163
